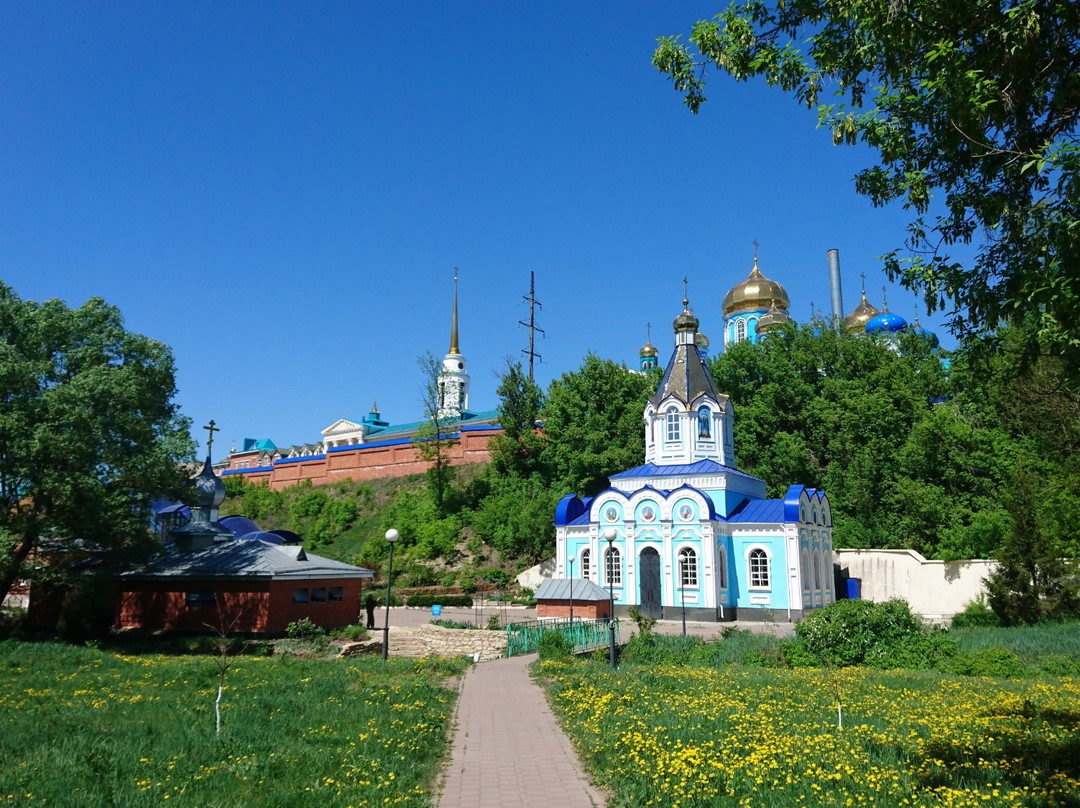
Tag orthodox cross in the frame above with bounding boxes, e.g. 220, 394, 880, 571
753, 239, 759, 260
860, 271, 867, 294
646, 322, 652, 343
682, 276, 688, 308
203, 420, 219, 453
881, 285, 889, 309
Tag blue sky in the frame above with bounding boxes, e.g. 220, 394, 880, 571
1, 2, 952, 453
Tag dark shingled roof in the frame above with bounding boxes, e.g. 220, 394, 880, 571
650, 342, 729, 409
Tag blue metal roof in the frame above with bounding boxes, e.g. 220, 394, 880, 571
610, 459, 764, 484
726, 498, 785, 523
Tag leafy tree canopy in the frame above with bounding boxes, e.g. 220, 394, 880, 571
541, 354, 656, 497
655, 1, 1080, 375
0, 283, 194, 602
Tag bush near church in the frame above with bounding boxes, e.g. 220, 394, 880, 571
791, 598, 957, 669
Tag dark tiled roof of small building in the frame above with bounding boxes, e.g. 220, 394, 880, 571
535, 578, 612, 602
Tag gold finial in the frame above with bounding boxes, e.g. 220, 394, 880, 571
449, 266, 460, 354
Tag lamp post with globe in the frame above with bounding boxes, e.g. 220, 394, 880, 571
603, 527, 617, 670
381, 528, 398, 662
567, 555, 575, 627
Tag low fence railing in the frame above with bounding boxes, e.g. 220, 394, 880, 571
505, 617, 619, 658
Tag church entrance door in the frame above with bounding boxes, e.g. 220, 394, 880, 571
639, 547, 662, 619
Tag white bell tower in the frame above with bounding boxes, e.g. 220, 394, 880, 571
437, 267, 470, 420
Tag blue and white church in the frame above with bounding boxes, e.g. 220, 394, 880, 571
554, 292, 835, 621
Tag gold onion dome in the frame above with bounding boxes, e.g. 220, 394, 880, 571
695, 332, 710, 351
673, 297, 699, 333
640, 338, 658, 358
756, 302, 794, 334
843, 288, 881, 333
722, 256, 790, 318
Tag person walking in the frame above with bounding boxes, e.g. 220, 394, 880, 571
364, 593, 377, 629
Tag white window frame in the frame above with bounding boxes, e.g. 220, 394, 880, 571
665, 409, 681, 443
736, 318, 747, 342
605, 545, 622, 586
580, 549, 591, 580
678, 547, 698, 588
748, 547, 771, 590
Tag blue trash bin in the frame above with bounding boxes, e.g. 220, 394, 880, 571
845, 577, 861, 600
431, 604, 442, 617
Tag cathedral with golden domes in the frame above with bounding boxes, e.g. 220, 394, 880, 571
636, 248, 937, 370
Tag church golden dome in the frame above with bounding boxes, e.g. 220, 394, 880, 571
640, 338, 658, 358
843, 288, 881, 333
722, 256, 790, 318
756, 302, 794, 334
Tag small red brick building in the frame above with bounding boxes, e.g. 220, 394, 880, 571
534, 578, 612, 620
115, 540, 373, 634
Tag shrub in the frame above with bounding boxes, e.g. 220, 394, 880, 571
431, 619, 477, 630
627, 605, 657, 637
459, 577, 477, 595
486, 615, 501, 630
950, 596, 1001, 629
538, 629, 574, 660
793, 599, 956, 669
285, 618, 326, 640
407, 594, 473, 608
331, 624, 368, 641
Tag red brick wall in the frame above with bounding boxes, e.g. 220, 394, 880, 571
536, 600, 610, 619
261, 429, 497, 490
116, 578, 366, 634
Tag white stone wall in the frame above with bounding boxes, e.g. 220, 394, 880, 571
835, 549, 995, 618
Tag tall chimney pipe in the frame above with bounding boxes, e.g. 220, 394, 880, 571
827, 249, 844, 331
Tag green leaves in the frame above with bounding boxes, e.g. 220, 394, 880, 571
656, 0, 1080, 381
0, 282, 194, 602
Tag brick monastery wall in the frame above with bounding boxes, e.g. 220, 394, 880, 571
232, 429, 497, 490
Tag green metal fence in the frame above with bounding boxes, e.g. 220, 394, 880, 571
505, 617, 619, 658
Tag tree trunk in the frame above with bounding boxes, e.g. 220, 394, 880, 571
0, 534, 35, 606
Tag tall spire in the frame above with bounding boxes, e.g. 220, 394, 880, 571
449, 266, 460, 354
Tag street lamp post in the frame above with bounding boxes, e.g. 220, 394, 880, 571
679, 559, 687, 637
567, 555, 575, 627
603, 527, 617, 670
381, 528, 398, 662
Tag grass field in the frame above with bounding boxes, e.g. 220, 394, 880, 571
0, 640, 466, 807
540, 636, 1080, 807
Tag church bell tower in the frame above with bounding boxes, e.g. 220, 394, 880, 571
437, 267, 470, 420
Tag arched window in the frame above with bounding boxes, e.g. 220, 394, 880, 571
736, 319, 747, 342
748, 548, 770, 588
697, 406, 711, 438
665, 409, 681, 443
813, 551, 821, 590
801, 548, 810, 590
605, 545, 622, 586
678, 547, 698, 587
717, 547, 727, 588
580, 549, 591, 580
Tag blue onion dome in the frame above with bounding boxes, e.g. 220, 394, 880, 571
722, 255, 790, 318
865, 291, 908, 334
756, 301, 794, 334
843, 288, 880, 333
908, 312, 940, 347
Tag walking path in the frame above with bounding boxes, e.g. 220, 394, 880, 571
436, 653, 606, 808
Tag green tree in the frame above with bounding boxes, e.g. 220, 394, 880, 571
414, 351, 460, 518
655, 1, 1080, 374
0, 283, 194, 604
541, 354, 656, 497
488, 358, 547, 481
984, 464, 1080, 624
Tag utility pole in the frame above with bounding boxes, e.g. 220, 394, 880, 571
519, 271, 544, 380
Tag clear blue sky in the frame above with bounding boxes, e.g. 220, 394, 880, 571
1, 2, 953, 453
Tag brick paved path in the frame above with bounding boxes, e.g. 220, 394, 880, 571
436, 654, 606, 808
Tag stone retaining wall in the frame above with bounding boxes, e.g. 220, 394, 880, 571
341, 625, 507, 661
